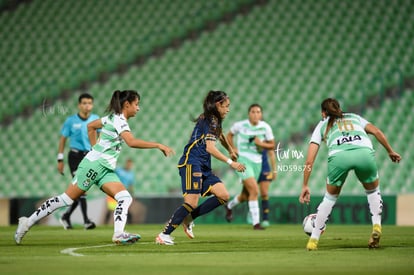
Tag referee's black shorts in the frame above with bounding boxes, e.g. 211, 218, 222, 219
68, 148, 89, 177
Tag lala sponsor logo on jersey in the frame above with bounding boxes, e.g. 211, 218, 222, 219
336, 134, 362, 146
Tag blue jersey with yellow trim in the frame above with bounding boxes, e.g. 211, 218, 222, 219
261, 149, 270, 173
178, 115, 221, 171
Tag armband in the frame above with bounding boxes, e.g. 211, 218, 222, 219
226, 159, 233, 165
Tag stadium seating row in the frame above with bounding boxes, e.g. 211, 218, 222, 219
0, 0, 256, 121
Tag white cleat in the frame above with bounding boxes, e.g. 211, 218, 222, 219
155, 233, 175, 245
15, 217, 30, 245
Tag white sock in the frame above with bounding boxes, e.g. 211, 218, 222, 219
248, 200, 260, 226
311, 193, 337, 240
366, 187, 382, 226
227, 196, 240, 210
28, 193, 73, 227
113, 190, 132, 235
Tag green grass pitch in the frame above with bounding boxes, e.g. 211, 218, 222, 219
1, 224, 413, 274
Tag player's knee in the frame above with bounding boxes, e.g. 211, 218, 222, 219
249, 189, 259, 198
261, 193, 269, 200
217, 190, 230, 202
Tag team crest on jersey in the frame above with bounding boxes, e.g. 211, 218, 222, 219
82, 179, 91, 188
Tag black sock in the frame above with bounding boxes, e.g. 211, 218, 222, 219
64, 199, 79, 217
79, 196, 90, 223
163, 203, 193, 235
191, 196, 225, 220
262, 198, 269, 221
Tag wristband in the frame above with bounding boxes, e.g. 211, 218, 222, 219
226, 159, 233, 165
57, 153, 64, 161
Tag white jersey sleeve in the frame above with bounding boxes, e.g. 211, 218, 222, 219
230, 121, 242, 135
309, 120, 324, 145
357, 115, 370, 129
263, 121, 274, 141
113, 115, 131, 134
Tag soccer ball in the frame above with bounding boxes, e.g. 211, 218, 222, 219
302, 213, 326, 236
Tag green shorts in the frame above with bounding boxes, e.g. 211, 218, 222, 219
236, 156, 262, 181
72, 158, 120, 191
327, 148, 378, 186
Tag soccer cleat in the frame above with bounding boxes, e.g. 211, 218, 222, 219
182, 215, 195, 239
253, 223, 265, 230
225, 205, 233, 222
59, 214, 73, 230
368, 224, 382, 249
306, 238, 319, 251
155, 233, 175, 245
112, 232, 141, 245
15, 217, 30, 244
261, 220, 270, 228
84, 221, 96, 230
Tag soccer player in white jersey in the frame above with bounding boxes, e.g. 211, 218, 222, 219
225, 104, 275, 230
299, 98, 401, 250
15, 90, 174, 245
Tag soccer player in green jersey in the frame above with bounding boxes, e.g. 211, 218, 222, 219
15, 90, 174, 245
225, 104, 275, 230
299, 98, 401, 250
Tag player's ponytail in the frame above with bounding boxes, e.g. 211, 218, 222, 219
106, 90, 140, 114
321, 98, 343, 141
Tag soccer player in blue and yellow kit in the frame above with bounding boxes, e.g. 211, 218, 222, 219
57, 93, 98, 230
156, 91, 246, 245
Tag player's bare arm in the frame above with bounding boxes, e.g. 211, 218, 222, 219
365, 123, 401, 163
254, 138, 275, 150
219, 133, 238, 161
299, 142, 320, 204
120, 131, 174, 157
87, 119, 102, 146
206, 139, 245, 172
57, 136, 67, 175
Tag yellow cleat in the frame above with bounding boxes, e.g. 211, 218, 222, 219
306, 238, 318, 251
368, 224, 382, 249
